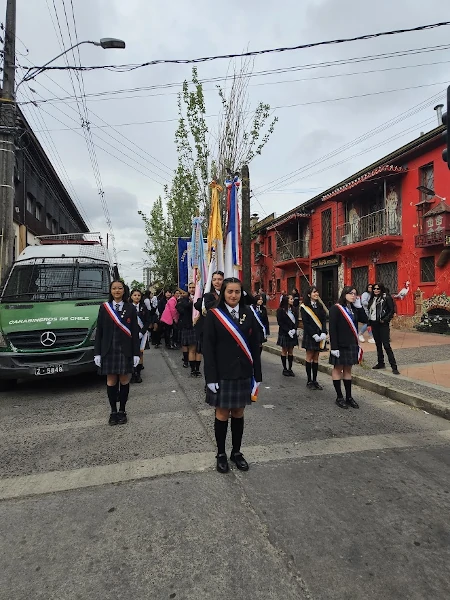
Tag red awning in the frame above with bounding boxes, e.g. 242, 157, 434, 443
322, 165, 408, 202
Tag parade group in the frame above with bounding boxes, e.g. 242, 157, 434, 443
93, 274, 399, 474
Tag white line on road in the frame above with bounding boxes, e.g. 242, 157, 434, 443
1, 429, 450, 501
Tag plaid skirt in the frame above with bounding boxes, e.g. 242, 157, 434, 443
328, 345, 359, 366
181, 327, 197, 347
277, 331, 298, 349
205, 377, 252, 409
99, 326, 133, 375
301, 332, 321, 351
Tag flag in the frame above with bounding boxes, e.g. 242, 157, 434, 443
204, 181, 224, 294
190, 216, 207, 324
224, 175, 241, 279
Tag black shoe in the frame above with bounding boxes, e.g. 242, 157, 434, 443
392, 368, 400, 375
282, 369, 290, 376
306, 381, 314, 389
287, 369, 295, 377
194, 371, 202, 378
134, 374, 143, 383
230, 451, 249, 471
335, 397, 348, 409
372, 364, 386, 370
312, 381, 323, 390
108, 412, 118, 426
182, 361, 189, 368
154, 344, 160, 349
346, 397, 359, 408
117, 411, 127, 425
216, 453, 229, 474
190, 371, 197, 378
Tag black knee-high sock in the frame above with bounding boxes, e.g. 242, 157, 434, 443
119, 383, 130, 412
333, 380, 343, 398
189, 360, 196, 373
288, 355, 293, 370
281, 356, 287, 369
231, 416, 244, 453
183, 351, 188, 363
343, 379, 352, 399
214, 418, 228, 455
107, 383, 119, 412
305, 362, 312, 382
195, 360, 201, 373
312, 362, 319, 381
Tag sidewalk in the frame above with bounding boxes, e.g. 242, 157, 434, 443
265, 316, 450, 420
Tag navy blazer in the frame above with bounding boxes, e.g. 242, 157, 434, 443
300, 303, 328, 338
203, 305, 262, 383
94, 301, 140, 357
329, 303, 367, 350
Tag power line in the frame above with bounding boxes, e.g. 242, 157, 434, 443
22, 21, 450, 76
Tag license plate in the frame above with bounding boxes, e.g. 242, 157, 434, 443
35, 365, 64, 376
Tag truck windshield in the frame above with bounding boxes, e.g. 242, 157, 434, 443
1, 262, 110, 302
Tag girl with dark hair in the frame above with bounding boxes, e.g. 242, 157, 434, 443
130, 288, 150, 383
358, 283, 374, 343
252, 294, 270, 352
300, 286, 327, 390
276, 294, 299, 376
292, 287, 300, 321
177, 282, 203, 376
144, 290, 158, 347
94, 280, 140, 425
328, 286, 367, 409
194, 270, 224, 354
160, 290, 179, 349
368, 283, 399, 374
203, 277, 262, 474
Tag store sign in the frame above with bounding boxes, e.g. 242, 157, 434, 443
311, 255, 341, 269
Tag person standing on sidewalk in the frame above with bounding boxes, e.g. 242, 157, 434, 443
300, 286, 327, 390
329, 286, 367, 409
160, 291, 179, 349
130, 288, 150, 383
203, 277, 262, 474
368, 283, 400, 374
358, 284, 375, 343
94, 280, 140, 425
277, 294, 299, 377
177, 282, 202, 377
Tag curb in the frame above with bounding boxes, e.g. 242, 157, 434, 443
263, 343, 450, 422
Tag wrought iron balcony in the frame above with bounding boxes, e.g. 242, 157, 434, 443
275, 239, 309, 263
335, 208, 401, 248
414, 229, 447, 247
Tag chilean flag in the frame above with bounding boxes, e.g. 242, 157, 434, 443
224, 176, 241, 279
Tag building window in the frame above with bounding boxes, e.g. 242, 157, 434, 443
46, 214, 52, 230
321, 208, 332, 253
269, 279, 273, 294
254, 242, 260, 261
420, 256, 435, 282
35, 203, 42, 221
276, 278, 281, 292
352, 266, 369, 294
419, 163, 434, 200
51, 219, 58, 234
375, 262, 398, 296
26, 193, 34, 213
268, 237, 272, 256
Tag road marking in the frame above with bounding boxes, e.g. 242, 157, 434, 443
1, 429, 450, 501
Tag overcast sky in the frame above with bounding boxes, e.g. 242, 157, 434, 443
5, 0, 450, 283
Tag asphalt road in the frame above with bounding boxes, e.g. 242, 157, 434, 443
1, 347, 449, 600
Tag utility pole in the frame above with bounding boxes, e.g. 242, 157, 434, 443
241, 164, 251, 290
0, 0, 17, 284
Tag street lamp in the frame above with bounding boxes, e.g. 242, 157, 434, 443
416, 186, 446, 201
21, 38, 126, 85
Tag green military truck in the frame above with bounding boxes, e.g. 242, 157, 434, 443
0, 234, 115, 390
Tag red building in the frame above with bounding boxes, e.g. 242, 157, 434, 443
251, 125, 450, 328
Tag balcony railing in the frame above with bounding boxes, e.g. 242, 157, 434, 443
336, 209, 401, 248
276, 239, 309, 262
414, 229, 447, 247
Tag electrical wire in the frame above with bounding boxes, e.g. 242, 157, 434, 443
21, 21, 450, 76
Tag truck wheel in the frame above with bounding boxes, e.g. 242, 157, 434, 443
0, 379, 17, 392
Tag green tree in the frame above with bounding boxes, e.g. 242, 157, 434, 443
129, 280, 145, 292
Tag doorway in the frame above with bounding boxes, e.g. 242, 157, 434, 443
317, 268, 337, 308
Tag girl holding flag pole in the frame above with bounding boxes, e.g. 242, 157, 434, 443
203, 277, 262, 474
300, 286, 328, 390
94, 280, 140, 425
328, 286, 368, 409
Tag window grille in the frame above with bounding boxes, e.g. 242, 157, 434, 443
287, 276, 296, 294
268, 237, 272, 256
419, 164, 434, 201
351, 266, 369, 294
276, 278, 281, 292
375, 262, 398, 295
321, 209, 332, 253
420, 256, 435, 282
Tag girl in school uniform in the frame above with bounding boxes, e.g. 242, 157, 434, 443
328, 285, 368, 409
194, 270, 224, 355
276, 294, 299, 377
252, 294, 270, 352
160, 290, 179, 349
300, 286, 328, 390
94, 280, 140, 425
203, 277, 262, 474
130, 288, 150, 383
177, 282, 203, 377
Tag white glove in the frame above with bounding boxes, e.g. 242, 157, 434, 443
330, 349, 340, 358
319, 333, 327, 341
139, 332, 143, 340
312, 334, 321, 342
207, 383, 219, 394
133, 356, 140, 368
94, 355, 101, 367
288, 329, 296, 338
353, 297, 362, 308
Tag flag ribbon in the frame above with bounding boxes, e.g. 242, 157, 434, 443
103, 302, 132, 337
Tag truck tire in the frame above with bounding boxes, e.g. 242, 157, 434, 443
0, 379, 17, 392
